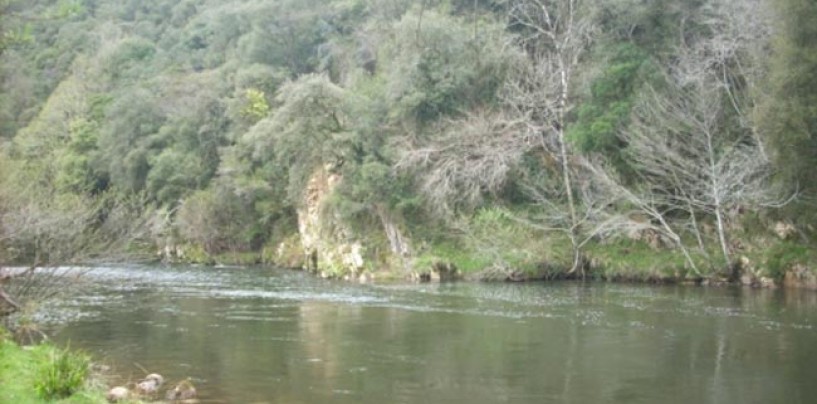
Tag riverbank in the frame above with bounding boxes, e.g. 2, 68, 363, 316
159, 231, 817, 290
0, 333, 110, 403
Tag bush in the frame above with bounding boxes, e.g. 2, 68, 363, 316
34, 344, 90, 400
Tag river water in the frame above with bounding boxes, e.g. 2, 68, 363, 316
38, 265, 817, 403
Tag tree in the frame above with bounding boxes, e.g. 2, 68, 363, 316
382, 9, 514, 126
502, 0, 597, 274
253, 73, 351, 205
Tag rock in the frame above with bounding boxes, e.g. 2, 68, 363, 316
358, 273, 373, 283
738, 256, 757, 286
774, 221, 797, 240
136, 373, 164, 395
166, 380, 197, 401
759, 277, 776, 289
432, 262, 458, 281
784, 264, 817, 289
740, 273, 754, 286
106, 386, 130, 403
506, 271, 527, 282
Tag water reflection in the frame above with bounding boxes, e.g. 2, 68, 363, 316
42, 266, 817, 403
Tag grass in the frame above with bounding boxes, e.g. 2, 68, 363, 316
414, 241, 494, 274
584, 239, 699, 281
178, 243, 264, 266
0, 334, 109, 403
758, 241, 817, 279
34, 345, 90, 400
411, 208, 563, 276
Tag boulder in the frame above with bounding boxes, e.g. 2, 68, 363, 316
136, 373, 164, 395
166, 379, 197, 401
106, 386, 129, 403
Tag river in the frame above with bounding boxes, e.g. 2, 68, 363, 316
37, 265, 817, 403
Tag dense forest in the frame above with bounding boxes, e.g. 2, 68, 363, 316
1, 0, 816, 284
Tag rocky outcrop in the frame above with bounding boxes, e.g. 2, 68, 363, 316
297, 166, 366, 277
269, 235, 304, 268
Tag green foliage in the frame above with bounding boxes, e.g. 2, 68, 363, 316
145, 149, 204, 205
103, 37, 157, 81
251, 73, 351, 204
177, 187, 254, 253
96, 87, 164, 193
55, 118, 105, 193
569, 43, 654, 166
237, 0, 329, 74
381, 9, 518, 124
51, 0, 84, 19
240, 88, 270, 123
331, 158, 421, 222
595, 0, 706, 54
34, 344, 90, 400
761, 0, 817, 223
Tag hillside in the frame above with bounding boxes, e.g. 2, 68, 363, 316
1, 0, 816, 286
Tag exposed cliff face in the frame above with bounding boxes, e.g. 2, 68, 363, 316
297, 166, 365, 277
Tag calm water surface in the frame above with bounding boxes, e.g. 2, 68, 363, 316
39, 265, 817, 403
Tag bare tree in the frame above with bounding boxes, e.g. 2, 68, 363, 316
678, 0, 774, 158
501, 0, 597, 273
396, 110, 530, 216
621, 71, 779, 268
0, 184, 152, 323
579, 158, 705, 275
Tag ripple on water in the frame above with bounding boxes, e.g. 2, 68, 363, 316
206, 289, 389, 304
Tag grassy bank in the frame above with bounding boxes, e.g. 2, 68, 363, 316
409, 227, 817, 288
0, 333, 108, 403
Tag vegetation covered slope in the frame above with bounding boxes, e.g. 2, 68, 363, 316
1, 0, 815, 283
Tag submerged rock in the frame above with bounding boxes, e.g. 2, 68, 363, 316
166, 379, 197, 401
